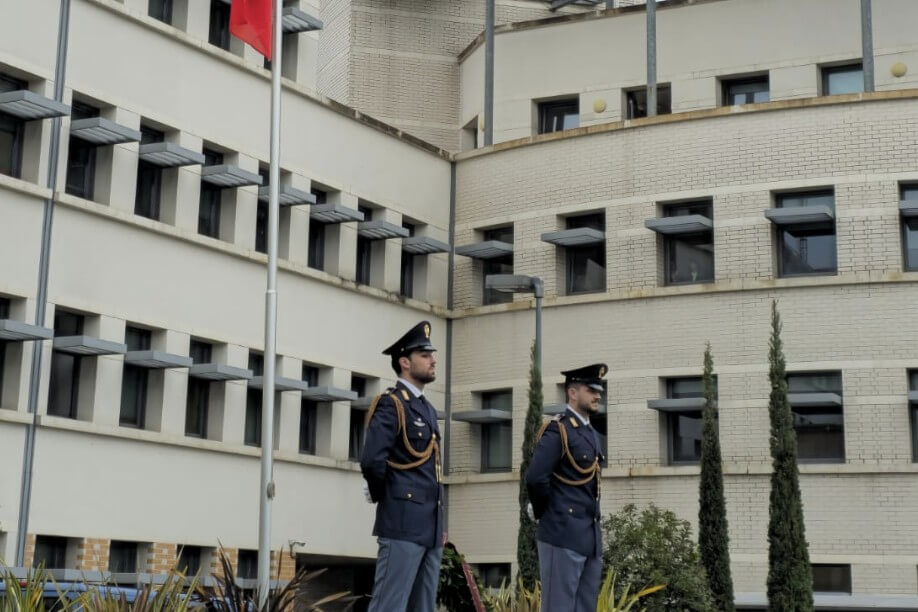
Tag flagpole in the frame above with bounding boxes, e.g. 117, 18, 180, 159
257, 0, 283, 606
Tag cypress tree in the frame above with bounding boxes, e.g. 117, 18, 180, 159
516, 342, 543, 591
766, 300, 814, 610
698, 343, 735, 611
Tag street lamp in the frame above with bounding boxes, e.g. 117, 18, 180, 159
485, 274, 544, 372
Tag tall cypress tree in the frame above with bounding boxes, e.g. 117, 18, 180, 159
766, 300, 814, 611
516, 342, 543, 591
698, 343, 735, 611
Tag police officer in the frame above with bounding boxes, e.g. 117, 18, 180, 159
526, 363, 608, 612
360, 321, 444, 612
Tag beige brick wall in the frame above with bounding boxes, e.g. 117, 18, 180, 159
146, 542, 177, 575
76, 538, 110, 572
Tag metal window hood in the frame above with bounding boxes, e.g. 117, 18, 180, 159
357, 220, 411, 240
138, 142, 206, 168
647, 397, 706, 412
645, 215, 713, 235
0, 320, 53, 342
787, 392, 843, 408
188, 363, 254, 381
200, 164, 263, 188
258, 184, 317, 207
0, 90, 69, 120
454, 240, 513, 260
52, 336, 127, 356
282, 6, 323, 33
765, 206, 834, 226
301, 386, 359, 402
124, 350, 193, 369
310, 203, 365, 224
540, 227, 605, 247
248, 376, 311, 392
402, 236, 451, 255
451, 409, 512, 424
70, 117, 142, 145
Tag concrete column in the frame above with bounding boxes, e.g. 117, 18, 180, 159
276, 356, 302, 452
316, 367, 352, 460
160, 131, 202, 231
53, 88, 75, 193
412, 225, 449, 307
21, 80, 56, 185
155, 330, 191, 435
324, 192, 359, 280
211, 343, 249, 444
95, 107, 141, 212
84, 315, 127, 427
220, 153, 260, 250
172, 0, 210, 38
370, 208, 402, 293
1, 298, 38, 413
279, 174, 311, 265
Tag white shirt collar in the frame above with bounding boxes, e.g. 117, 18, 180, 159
566, 404, 590, 425
398, 378, 423, 398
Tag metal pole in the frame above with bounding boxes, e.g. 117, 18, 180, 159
646, 0, 657, 117
860, 0, 874, 92
16, 0, 70, 567
483, 0, 495, 146
442, 162, 457, 530
257, 0, 283, 605
533, 279, 543, 375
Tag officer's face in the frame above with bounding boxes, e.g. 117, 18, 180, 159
405, 350, 437, 384
570, 384, 602, 414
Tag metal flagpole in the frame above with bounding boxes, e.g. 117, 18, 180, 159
257, 0, 283, 605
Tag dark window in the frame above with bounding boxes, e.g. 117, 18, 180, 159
148, 0, 172, 24
0, 74, 26, 178
822, 63, 864, 95
481, 391, 512, 472
135, 127, 164, 220
245, 352, 263, 446
538, 98, 579, 134
625, 85, 672, 119
787, 372, 844, 462
237, 550, 257, 580
109, 541, 138, 573
349, 407, 365, 461
901, 185, 918, 271
308, 190, 326, 270
776, 191, 837, 277
199, 149, 223, 238
302, 364, 319, 386
47, 311, 84, 419
33, 535, 68, 569
356, 206, 373, 285
400, 222, 416, 297
482, 226, 514, 305
300, 400, 317, 455
177, 545, 202, 575
663, 200, 714, 285
185, 341, 212, 439
209, 0, 231, 50
812, 564, 852, 594
477, 563, 511, 589
565, 214, 606, 295
120, 327, 151, 429
665, 377, 706, 464
910, 371, 918, 462
66, 102, 99, 200
351, 375, 367, 399
722, 76, 769, 105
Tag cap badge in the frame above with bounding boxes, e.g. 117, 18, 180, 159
599, 366, 606, 378
423, 323, 430, 339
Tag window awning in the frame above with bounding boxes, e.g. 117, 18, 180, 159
70, 117, 142, 145
0, 90, 69, 120
53, 336, 127, 356
543, 403, 567, 415
301, 386, 359, 402
358, 220, 411, 240
124, 350, 193, 369
248, 376, 310, 392
900, 200, 918, 218
258, 185, 317, 207
310, 203, 364, 224
452, 409, 512, 424
645, 215, 713, 235
787, 392, 843, 408
201, 164, 263, 188
188, 363, 253, 381
351, 396, 374, 410
647, 398, 705, 412
402, 236, 450, 255
540, 227, 605, 247
282, 6, 324, 33
454, 240, 513, 260
138, 142, 206, 168
0, 320, 53, 342
765, 206, 834, 226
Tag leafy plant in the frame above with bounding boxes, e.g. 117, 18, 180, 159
1, 563, 68, 611
437, 543, 484, 612
596, 569, 665, 612
482, 577, 539, 612
516, 342, 543, 592
70, 568, 203, 611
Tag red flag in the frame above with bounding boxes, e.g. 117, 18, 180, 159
230, 0, 273, 59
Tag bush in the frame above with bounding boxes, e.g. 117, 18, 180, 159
602, 504, 713, 611
437, 543, 484, 612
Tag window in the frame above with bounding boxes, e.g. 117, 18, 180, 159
482, 226, 513, 305
0, 74, 26, 178
662, 200, 714, 285
666, 377, 705, 464
400, 222, 416, 297
822, 63, 864, 95
349, 407, 366, 461
109, 541, 138, 573
299, 364, 318, 454
787, 372, 844, 462
198, 149, 223, 238
812, 564, 851, 594
625, 85, 671, 119
538, 98, 579, 134
148, 0, 172, 24
722, 76, 769, 105
66, 102, 99, 199
308, 189, 327, 270
245, 352, 264, 447
477, 563, 511, 589
209, 0, 231, 50
120, 327, 151, 428
565, 214, 606, 295
33, 535, 68, 569
135, 127, 164, 220
177, 545, 203, 575
901, 185, 918, 271
47, 311, 84, 419
909, 371, 917, 462
356, 205, 373, 285
185, 340, 212, 438
775, 191, 837, 277
481, 390, 512, 472
237, 549, 257, 580
255, 168, 269, 253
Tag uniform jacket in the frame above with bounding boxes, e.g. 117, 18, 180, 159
525, 408, 603, 558
360, 381, 444, 549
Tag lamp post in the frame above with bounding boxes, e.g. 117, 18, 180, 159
485, 274, 544, 371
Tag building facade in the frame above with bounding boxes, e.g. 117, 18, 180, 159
2, 0, 918, 607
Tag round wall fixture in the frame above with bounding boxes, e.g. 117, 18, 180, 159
593, 99, 607, 113
891, 62, 907, 78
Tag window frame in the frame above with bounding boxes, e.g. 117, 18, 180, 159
47, 311, 85, 419
721, 76, 770, 106
774, 190, 837, 278
787, 371, 845, 463
348, 407, 366, 461
108, 541, 138, 573
564, 214, 606, 296
480, 390, 512, 473
208, 0, 231, 50
120, 327, 151, 429
900, 185, 918, 272
0, 74, 27, 178
662, 200, 715, 286
624, 84, 672, 120
821, 63, 864, 96
482, 226, 514, 306
537, 98, 579, 135
33, 535, 68, 569
811, 563, 852, 594
148, 0, 173, 24
664, 377, 706, 465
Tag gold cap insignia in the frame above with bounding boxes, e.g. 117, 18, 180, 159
599, 366, 606, 378
423, 323, 430, 339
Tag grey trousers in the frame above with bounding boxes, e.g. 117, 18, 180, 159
367, 537, 443, 612
537, 540, 602, 612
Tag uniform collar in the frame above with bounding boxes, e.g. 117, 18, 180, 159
398, 378, 423, 398
566, 404, 590, 426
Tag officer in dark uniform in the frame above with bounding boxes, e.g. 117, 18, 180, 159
360, 321, 444, 612
526, 363, 608, 612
